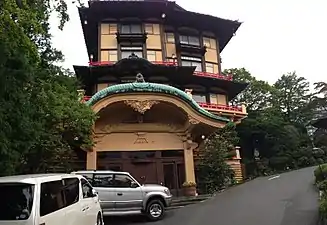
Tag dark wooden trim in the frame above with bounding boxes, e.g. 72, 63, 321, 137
199, 32, 206, 72
216, 39, 222, 74
160, 24, 167, 61
97, 22, 101, 62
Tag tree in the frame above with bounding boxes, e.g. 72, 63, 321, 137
224, 68, 273, 111
197, 123, 238, 194
273, 72, 312, 124
0, 0, 95, 175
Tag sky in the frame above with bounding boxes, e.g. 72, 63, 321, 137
50, 0, 327, 85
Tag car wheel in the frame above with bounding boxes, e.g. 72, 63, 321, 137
96, 213, 103, 225
146, 199, 165, 221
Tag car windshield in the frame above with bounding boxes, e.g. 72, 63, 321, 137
0, 183, 35, 220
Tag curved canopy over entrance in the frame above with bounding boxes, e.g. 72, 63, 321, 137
84, 75, 233, 188
87, 80, 230, 125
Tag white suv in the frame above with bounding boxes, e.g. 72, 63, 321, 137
0, 173, 103, 225
73, 170, 172, 221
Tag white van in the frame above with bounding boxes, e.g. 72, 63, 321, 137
0, 173, 103, 225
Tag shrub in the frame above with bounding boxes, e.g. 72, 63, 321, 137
314, 164, 327, 183
317, 180, 327, 191
320, 197, 327, 219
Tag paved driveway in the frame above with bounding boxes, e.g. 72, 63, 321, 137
104, 166, 319, 225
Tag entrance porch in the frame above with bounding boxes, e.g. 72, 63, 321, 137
84, 81, 231, 195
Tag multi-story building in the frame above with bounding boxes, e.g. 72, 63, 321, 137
74, 0, 248, 195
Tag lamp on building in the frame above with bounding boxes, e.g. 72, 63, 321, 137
89, 54, 94, 62
161, 13, 166, 19
84, 20, 88, 25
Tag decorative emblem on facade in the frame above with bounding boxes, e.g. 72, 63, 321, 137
128, 52, 139, 59
124, 100, 159, 114
135, 73, 145, 83
188, 115, 200, 124
134, 132, 148, 144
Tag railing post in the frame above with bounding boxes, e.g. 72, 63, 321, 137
241, 104, 247, 114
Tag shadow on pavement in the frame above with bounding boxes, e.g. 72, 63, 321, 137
103, 211, 175, 224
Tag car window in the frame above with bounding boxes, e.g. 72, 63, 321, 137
79, 173, 94, 185
40, 180, 65, 217
0, 183, 34, 221
113, 174, 135, 188
81, 179, 94, 198
93, 174, 114, 188
63, 178, 79, 206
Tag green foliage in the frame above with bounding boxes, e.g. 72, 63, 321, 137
314, 165, 327, 183
196, 124, 237, 194
225, 68, 273, 111
0, 0, 95, 175
226, 68, 327, 177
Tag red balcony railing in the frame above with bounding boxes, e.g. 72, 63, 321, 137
194, 71, 233, 81
151, 61, 177, 66
89, 61, 114, 66
88, 61, 177, 67
83, 96, 91, 101
199, 102, 243, 112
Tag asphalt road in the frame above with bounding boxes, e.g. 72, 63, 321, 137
104, 166, 319, 225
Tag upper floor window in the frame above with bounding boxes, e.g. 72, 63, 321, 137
121, 46, 143, 59
180, 35, 200, 46
101, 50, 118, 62
165, 33, 175, 43
181, 56, 202, 72
205, 62, 214, 73
121, 24, 142, 34
101, 23, 117, 35
203, 37, 217, 49
210, 93, 227, 105
147, 51, 155, 61
192, 94, 206, 103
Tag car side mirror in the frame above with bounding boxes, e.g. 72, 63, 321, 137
91, 189, 98, 197
131, 181, 139, 188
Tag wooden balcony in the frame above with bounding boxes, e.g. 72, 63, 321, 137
198, 102, 246, 115
194, 71, 233, 81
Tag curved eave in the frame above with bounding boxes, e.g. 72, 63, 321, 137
78, 1, 241, 58
86, 82, 230, 123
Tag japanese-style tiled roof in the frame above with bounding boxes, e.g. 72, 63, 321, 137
86, 80, 230, 123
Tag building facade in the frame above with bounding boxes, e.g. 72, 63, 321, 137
74, 0, 248, 195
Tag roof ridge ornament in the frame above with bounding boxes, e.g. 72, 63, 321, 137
128, 53, 139, 59
135, 73, 145, 83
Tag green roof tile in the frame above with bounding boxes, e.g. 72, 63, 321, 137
86, 82, 230, 123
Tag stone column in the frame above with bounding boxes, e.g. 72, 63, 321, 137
86, 151, 97, 170
183, 135, 198, 183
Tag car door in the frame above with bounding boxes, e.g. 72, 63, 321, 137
62, 177, 85, 225
80, 178, 99, 225
38, 179, 69, 225
113, 174, 143, 211
93, 173, 116, 213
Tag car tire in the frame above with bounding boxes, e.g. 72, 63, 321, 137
145, 199, 165, 221
96, 213, 103, 225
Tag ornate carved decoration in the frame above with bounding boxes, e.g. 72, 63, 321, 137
188, 115, 200, 125
185, 89, 193, 98
124, 100, 159, 114
134, 132, 148, 144
135, 73, 145, 83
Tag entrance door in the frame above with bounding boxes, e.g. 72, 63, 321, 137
163, 163, 185, 196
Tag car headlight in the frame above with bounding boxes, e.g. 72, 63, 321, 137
163, 188, 171, 195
